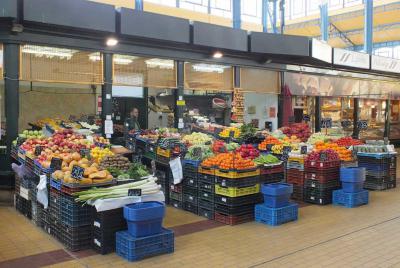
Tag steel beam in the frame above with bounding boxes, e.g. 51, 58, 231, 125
232, 0, 241, 29
320, 3, 328, 42
330, 23, 355, 47
174, 61, 184, 129
135, 0, 143, 11
102, 53, 113, 137
262, 0, 268, 32
364, 0, 373, 54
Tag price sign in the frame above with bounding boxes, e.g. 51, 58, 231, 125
17, 137, 26, 147
303, 115, 310, 122
341, 120, 352, 128
229, 131, 235, 139
80, 148, 91, 159
301, 146, 307, 155
321, 118, 332, 128
357, 120, 368, 130
320, 152, 328, 162
34, 146, 43, 156
71, 165, 85, 180
283, 146, 292, 154
193, 147, 202, 159
281, 153, 289, 162
128, 189, 142, 196
288, 116, 295, 123
50, 157, 62, 171
266, 144, 273, 152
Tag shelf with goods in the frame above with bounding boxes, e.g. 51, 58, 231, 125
231, 88, 244, 123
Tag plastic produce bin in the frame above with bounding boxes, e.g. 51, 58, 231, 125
123, 202, 165, 237
261, 183, 293, 208
340, 167, 366, 193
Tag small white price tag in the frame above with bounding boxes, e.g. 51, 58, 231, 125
93, 221, 101, 228
222, 197, 227, 202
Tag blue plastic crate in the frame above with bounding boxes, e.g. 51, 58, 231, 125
182, 159, 201, 168
255, 203, 298, 226
356, 152, 396, 159
261, 183, 293, 208
342, 182, 364, 193
332, 189, 369, 208
358, 163, 389, 172
124, 202, 165, 237
50, 178, 61, 191
340, 167, 366, 183
116, 228, 174, 262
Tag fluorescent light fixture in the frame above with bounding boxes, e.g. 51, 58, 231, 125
22, 45, 77, 60
106, 38, 118, 46
213, 51, 223, 59
192, 64, 229, 73
145, 58, 174, 69
89, 53, 137, 65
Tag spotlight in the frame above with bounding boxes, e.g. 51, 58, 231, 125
106, 38, 118, 47
213, 51, 223, 59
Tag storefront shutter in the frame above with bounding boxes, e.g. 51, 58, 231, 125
184, 62, 233, 92
240, 67, 279, 93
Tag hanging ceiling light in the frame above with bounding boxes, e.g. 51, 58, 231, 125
89, 53, 137, 65
106, 38, 118, 46
145, 58, 174, 69
22, 45, 77, 60
212, 51, 223, 59
192, 63, 229, 73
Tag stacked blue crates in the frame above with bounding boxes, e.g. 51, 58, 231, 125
255, 183, 298, 226
333, 167, 369, 208
116, 202, 174, 262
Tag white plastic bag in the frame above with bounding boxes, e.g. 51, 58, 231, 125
37, 175, 48, 209
169, 157, 183, 185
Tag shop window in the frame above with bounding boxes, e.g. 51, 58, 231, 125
240, 68, 279, 94
113, 55, 176, 89
184, 62, 233, 92
20, 45, 103, 84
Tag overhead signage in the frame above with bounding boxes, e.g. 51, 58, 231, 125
371, 55, 400, 74
311, 39, 332, 63
333, 48, 370, 69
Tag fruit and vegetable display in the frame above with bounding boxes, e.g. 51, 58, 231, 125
281, 123, 311, 142
185, 145, 214, 161
235, 144, 260, 159
99, 155, 130, 172
271, 129, 286, 140
182, 132, 213, 145
18, 130, 45, 139
239, 124, 258, 141
254, 154, 281, 165
258, 136, 281, 150
212, 140, 227, 153
335, 137, 363, 147
306, 149, 340, 162
91, 147, 114, 163
201, 152, 257, 170
314, 141, 353, 162
307, 132, 330, 145
219, 127, 241, 139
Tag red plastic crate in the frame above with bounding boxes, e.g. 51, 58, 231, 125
170, 184, 183, 193
305, 160, 340, 170
287, 175, 305, 186
286, 169, 304, 178
304, 171, 339, 183
260, 165, 284, 175
214, 212, 254, 225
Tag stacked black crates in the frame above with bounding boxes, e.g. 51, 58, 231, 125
182, 160, 199, 215
304, 160, 341, 205
92, 208, 127, 254
197, 166, 215, 219
358, 153, 397, 190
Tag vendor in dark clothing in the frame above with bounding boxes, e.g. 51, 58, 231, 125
124, 107, 141, 133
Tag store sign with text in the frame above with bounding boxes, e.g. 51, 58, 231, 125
333, 48, 370, 69
371, 55, 400, 74
311, 39, 332, 63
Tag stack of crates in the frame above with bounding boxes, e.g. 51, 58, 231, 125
304, 159, 341, 205
92, 208, 127, 254
197, 166, 216, 219
286, 155, 306, 200
357, 153, 397, 190
169, 182, 183, 209
259, 163, 284, 184
214, 168, 261, 225
182, 160, 200, 215
15, 194, 32, 219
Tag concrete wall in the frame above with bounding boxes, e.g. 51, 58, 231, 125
243, 92, 278, 130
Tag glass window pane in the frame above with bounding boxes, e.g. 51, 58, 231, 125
241, 68, 279, 93
329, 0, 343, 10
180, 0, 208, 12
241, 0, 261, 24
145, 0, 176, 7
344, 0, 362, 7
184, 62, 233, 91
210, 0, 232, 18
291, 0, 306, 19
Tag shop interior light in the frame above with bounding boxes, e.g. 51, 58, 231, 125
106, 38, 118, 46
192, 63, 228, 73
145, 58, 174, 69
89, 53, 137, 65
382, 101, 387, 109
22, 45, 77, 60
212, 51, 223, 59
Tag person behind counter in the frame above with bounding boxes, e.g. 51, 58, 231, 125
124, 107, 141, 133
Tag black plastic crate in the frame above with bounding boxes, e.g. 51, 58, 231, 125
59, 224, 92, 252
198, 173, 215, 184
184, 176, 198, 188
183, 202, 198, 214
92, 208, 126, 230
60, 194, 92, 227
304, 179, 340, 191
15, 194, 32, 219
260, 172, 284, 184
198, 199, 214, 210
169, 191, 183, 202
93, 224, 126, 255
198, 206, 214, 220
198, 181, 214, 193
183, 165, 198, 179
291, 185, 304, 201
214, 193, 262, 206
198, 190, 214, 202
183, 192, 198, 205
304, 187, 333, 205
214, 203, 255, 216
215, 176, 260, 188
364, 180, 396, 191
170, 199, 183, 209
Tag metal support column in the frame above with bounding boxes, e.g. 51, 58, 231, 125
315, 96, 321, 132
176, 0, 180, 8
4, 43, 20, 169
364, 0, 373, 54
273, 0, 278, 33
135, 0, 144, 11
320, 2, 329, 41
352, 98, 359, 139
102, 53, 113, 137
279, 0, 285, 34
384, 99, 390, 139
174, 61, 185, 129
232, 0, 241, 29
262, 0, 268, 32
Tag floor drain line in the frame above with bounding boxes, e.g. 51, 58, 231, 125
248, 215, 400, 268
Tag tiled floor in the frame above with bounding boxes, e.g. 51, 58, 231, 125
0, 186, 400, 268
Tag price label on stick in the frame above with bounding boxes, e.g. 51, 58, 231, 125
17, 137, 26, 147
357, 120, 368, 130
128, 189, 142, 196
283, 146, 292, 154
35, 146, 43, 156
320, 152, 328, 162
71, 165, 84, 180
193, 147, 202, 159
50, 157, 62, 171
321, 118, 332, 128
266, 144, 273, 152
80, 148, 91, 159
341, 120, 352, 128
301, 146, 307, 155
303, 115, 310, 122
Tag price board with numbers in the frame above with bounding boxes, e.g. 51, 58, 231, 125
80, 148, 91, 159
283, 146, 292, 154
50, 157, 62, 171
321, 118, 332, 128
34, 145, 43, 156
341, 120, 352, 128
303, 114, 310, 122
301, 145, 307, 155
357, 120, 368, 130
128, 189, 142, 196
71, 165, 85, 180
320, 152, 328, 162
266, 144, 273, 152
